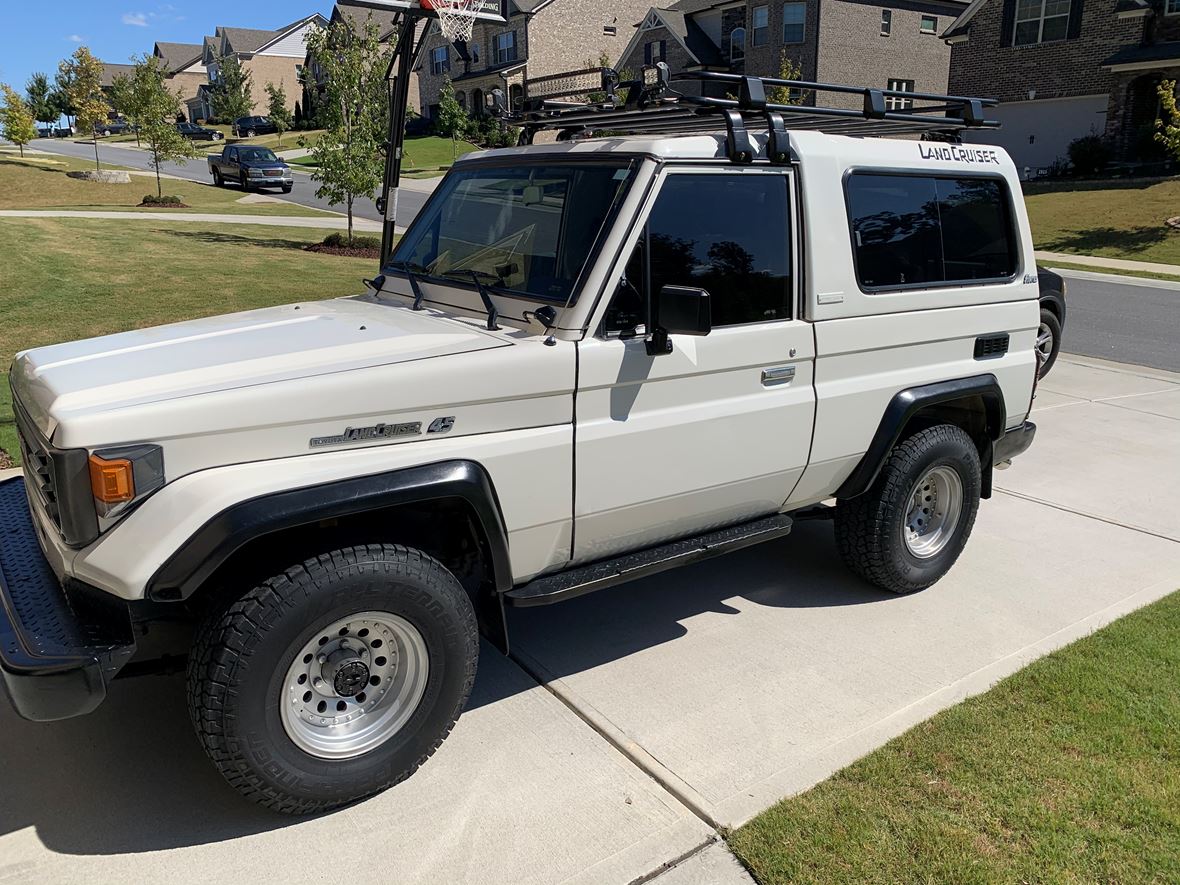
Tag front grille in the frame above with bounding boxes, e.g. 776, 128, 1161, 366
12, 398, 61, 533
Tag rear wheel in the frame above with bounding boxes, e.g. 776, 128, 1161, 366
246, 128, 257, 138
212, 169, 223, 187
836, 425, 981, 594
1037, 307, 1063, 379
187, 544, 479, 815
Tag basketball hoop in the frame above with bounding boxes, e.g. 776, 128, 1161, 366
420, 0, 483, 43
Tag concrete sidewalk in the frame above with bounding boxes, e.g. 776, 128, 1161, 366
1036, 249, 1180, 276
1, 355, 1178, 883
0, 209, 384, 233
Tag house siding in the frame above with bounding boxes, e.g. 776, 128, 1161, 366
242, 54, 304, 114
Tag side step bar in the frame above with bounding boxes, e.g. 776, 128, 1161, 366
505, 514, 793, 608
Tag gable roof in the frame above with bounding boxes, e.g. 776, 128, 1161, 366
220, 26, 281, 54
332, 2, 399, 39
620, 7, 726, 69
940, 0, 989, 41
154, 41, 204, 73
99, 62, 136, 87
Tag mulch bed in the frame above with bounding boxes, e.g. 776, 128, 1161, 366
137, 201, 191, 208
0, 450, 15, 470
305, 243, 381, 259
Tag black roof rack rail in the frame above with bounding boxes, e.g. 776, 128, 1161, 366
491, 65, 1000, 162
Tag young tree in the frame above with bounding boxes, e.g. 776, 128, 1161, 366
304, 18, 392, 243
1155, 80, 1180, 161
265, 82, 293, 146
1, 85, 39, 157
766, 50, 806, 106
211, 54, 253, 124
53, 63, 77, 127
434, 78, 469, 159
25, 72, 57, 132
60, 47, 108, 169
123, 55, 199, 197
108, 71, 144, 146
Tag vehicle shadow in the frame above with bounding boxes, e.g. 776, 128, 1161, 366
0, 521, 888, 856
156, 229, 317, 251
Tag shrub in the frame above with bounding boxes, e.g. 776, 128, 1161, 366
323, 232, 380, 249
141, 193, 184, 206
1067, 135, 1111, 177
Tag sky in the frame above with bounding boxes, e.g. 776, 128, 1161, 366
0, 1, 337, 96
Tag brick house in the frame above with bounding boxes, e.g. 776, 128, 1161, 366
189, 14, 328, 121
152, 42, 207, 113
617, 0, 967, 110
415, 0, 654, 120
944, 0, 1180, 172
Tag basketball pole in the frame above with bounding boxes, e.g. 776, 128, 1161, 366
381, 13, 427, 267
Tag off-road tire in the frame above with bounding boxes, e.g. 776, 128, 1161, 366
1037, 307, 1063, 379
187, 544, 479, 815
835, 425, 981, 594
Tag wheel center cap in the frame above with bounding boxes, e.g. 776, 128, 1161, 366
332, 660, 370, 697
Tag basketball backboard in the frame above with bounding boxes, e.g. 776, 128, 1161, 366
337, 0, 508, 22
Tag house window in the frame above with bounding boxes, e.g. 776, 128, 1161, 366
470, 41, 481, 65
644, 40, 668, 64
881, 9, 892, 35
1168, 0, 1180, 13
783, 3, 806, 43
494, 30, 518, 63
1013, 0, 1071, 45
920, 14, 938, 33
752, 5, 769, 46
431, 45, 449, 75
885, 78, 914, 110
730, 26, 747, 61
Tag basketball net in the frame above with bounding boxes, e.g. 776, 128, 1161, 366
421, 0, 483, 43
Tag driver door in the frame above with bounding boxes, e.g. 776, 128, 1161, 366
573, 167, 816, 563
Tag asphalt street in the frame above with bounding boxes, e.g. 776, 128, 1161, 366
1053, 269, 1180, 373
29, 137, 430, 229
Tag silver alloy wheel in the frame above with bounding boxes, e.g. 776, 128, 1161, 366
281, 612, 429, 760
1036, 322, 1055, 361
902, 465, 964, 559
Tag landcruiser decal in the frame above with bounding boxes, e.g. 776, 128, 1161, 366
918, 144, 1000, 165
310, 422, 423, 449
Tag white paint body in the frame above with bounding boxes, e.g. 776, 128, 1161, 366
10, 129, 1039, 601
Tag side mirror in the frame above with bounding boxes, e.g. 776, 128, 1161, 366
647, 285, 711, 355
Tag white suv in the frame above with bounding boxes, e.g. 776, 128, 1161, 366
0, 79, 1039, 814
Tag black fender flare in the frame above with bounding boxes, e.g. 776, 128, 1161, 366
836, 375, 1006, 500
147, 460, 513, 604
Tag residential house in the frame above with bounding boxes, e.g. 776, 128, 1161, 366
414, 0, 654, 120
99, 63, 136, 92
153, 41, 207, 114
189, 14, 328, 122
944, 0, 1180, 172
617, 0, 967, 110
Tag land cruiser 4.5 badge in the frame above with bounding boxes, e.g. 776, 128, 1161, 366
310, 417, 456, 449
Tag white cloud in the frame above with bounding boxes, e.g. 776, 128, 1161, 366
67, 34, 84, 42
122, 12, 149, 27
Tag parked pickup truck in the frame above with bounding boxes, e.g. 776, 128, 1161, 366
208, 145, 293, 193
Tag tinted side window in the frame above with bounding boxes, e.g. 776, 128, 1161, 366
847, 173, 1016, 290
606, 173, 792, 332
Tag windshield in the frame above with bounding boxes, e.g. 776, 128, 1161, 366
390, 160, 636, 303
240, 148, 279, 163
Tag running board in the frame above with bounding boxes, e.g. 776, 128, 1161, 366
505, 514, 793, 608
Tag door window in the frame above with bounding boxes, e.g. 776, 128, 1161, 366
605, 173, 793, 334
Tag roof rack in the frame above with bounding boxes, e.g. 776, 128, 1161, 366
491, 65, 1000, 164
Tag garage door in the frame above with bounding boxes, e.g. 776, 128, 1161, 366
964, 94, 1109, 177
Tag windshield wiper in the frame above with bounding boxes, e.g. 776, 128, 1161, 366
394, 261, 427, 310
442, 270, 502, 331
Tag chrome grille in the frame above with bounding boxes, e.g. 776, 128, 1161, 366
13, 396, 62, 533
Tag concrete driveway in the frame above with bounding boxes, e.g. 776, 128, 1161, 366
2, 355, 1178, 884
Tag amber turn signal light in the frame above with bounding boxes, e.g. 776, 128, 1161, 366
89, 455, 136, 504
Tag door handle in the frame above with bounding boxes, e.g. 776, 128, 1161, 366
761, 366, 796, 387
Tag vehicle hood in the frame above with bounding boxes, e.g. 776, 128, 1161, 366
12, 297, 508, 438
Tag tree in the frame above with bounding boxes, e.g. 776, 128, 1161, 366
108, 71, 144, 146
123, 56, 200, 196
1, 85, 38, 157
59, 47, 108, 169
53, 63, 77, 126
25, 73, 56, 130
304, 18, 392, 243
766, 50, 807, 106
265, 82, 293, 145
434, 77, 469, 159
211, 54, 253, 124
1155, 80, 1180, 162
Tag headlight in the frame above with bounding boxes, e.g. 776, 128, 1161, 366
88, 445, 165, 519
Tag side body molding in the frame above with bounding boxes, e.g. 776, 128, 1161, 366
147, 460, 513, 603
836, 375, 1006, 500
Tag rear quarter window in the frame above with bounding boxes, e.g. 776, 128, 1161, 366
846, 172, 1018, 291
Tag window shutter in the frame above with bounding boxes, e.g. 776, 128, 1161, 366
644, 42, 652, 64
999, 0, 1017, 47
1067, 0, 1085, 39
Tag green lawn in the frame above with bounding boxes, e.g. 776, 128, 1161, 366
0, 218, 374, 463
730, 590, 1180, 885
0, 151, 330, 217
290, 136, 479, 172
1025, 177, 1180, 267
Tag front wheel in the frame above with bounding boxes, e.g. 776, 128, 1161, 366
187, 545, 479, 815
836, 424, 981, 594
246, 129, 257, 138
239, 172, 249, 191
1037, 307, 1063, 379
282, 185, 293, 194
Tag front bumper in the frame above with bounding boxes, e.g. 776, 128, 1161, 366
994, 421, 1037, 465
0, 478, 136, 722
